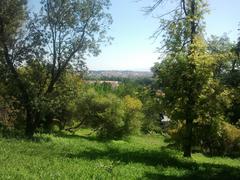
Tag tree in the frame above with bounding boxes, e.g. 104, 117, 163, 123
0, 0, 112, 137
35, 0, 112, 94
207, 34, 240, 125
0, 0, 40, 137
33, 0, 112, 131
148, 0, 212, 157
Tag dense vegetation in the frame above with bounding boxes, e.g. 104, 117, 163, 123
0, 0, 240, 179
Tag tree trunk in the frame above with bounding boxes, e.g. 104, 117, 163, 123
183, 0, 196, 158
25, 107, 35, 138
34, 111, 41, 131
44, 113, 54, 132
183, 118, 193, 157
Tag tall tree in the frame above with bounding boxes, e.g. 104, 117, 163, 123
0, 0, 38, 137
36, 0, 112, 131
148, 0, 210, 157
0, 0, 112, 137
36, 0, 112, 94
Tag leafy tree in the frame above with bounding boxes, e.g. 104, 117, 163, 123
31, 0, 112, 132
34, 0, 112, 94
148, 0, 220, 157
0, 0, 40, 137
206, 34, 240, 125
0, 0, 112, 137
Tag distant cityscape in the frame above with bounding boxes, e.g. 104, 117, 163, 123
87, 70, 153, 79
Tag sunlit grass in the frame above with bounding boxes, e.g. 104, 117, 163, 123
0, 129, 239, 179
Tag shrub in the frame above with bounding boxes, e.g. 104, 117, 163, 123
74, 90, 144, 139
75, 89, 125, 139
123, 95, 144, 136
95, 94, 125, 139
221, 122, 240, 156
168, 120, 240, 156
167, 121, 185, 149
0, 96, 24, 136
194, 118, 224, 155
141, 97, 163, 134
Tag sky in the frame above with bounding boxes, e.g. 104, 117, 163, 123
28, 0, 240, 71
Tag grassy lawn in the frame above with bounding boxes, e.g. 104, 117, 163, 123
0, 129, 240, 180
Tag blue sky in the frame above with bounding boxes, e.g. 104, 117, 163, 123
28, 0, 240, 71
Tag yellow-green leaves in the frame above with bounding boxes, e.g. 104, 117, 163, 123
123, 95, 143, 112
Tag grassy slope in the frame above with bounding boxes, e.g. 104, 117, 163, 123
0, 129, 240, 180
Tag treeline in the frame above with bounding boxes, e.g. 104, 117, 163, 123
85, 75, 153, 86
0, 70, 163, 137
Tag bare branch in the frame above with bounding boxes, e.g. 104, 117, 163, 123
144, 0, 165, 14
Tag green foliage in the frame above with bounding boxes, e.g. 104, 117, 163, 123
0, 96, 16, 131
46, 72, 84, 127
123, 95, 144, 135
74, 89, 144, 139
154, 37, 213, 120
83, 79, 162, 136
206, 34, 240, 125
37, 0, 112, 73
114, 80, 141, 97
137, 87, 163, 133
75, 89, 125, 138
0, 0, 112, 137
169, 120, 240, 156
88, 82, 113, 95
221, 122, 240, 156
153, 34, 233, 156
0, 95, 25, 137
96, 94, 125, 139
0, 0, 27, 39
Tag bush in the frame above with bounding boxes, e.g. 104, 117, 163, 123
221, 122, 240, 156
75, 89, 125, 139
195, 118, 224, 155
0, 95, 24, 136
74, 90, 144, 139
167, 121, 185, 149
96, 94, 125, 139
123, 95, 144, 136
168, 120, 240, 156
141, 97, 163, 134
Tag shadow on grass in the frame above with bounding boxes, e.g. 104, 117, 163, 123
65, 145, 240, 180
145, 162, 240, 180
7, 132, 239, 179
53, 131, 105, 142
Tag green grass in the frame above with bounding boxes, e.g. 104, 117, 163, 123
0, 129, 240, 180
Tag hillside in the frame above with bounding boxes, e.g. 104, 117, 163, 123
1, 130, 240, 179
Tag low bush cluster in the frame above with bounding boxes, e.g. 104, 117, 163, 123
168, 120, 240, 156
74, 89, 144, 139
